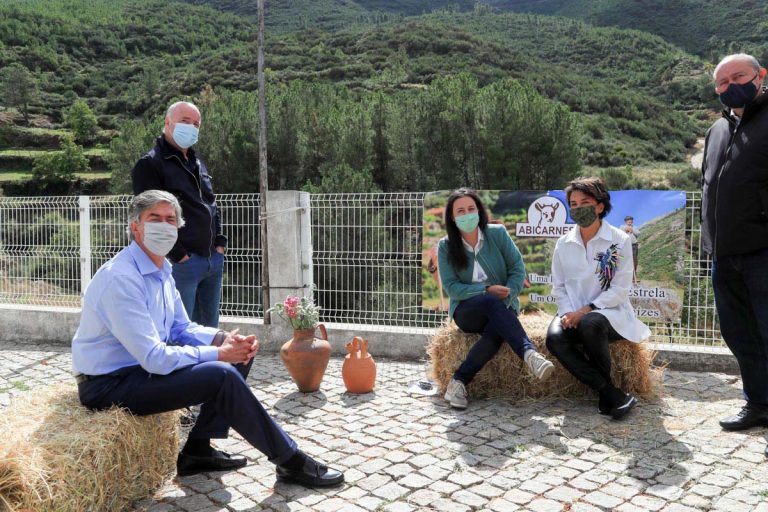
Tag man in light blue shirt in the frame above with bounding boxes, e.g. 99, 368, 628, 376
72, 190, 343, 488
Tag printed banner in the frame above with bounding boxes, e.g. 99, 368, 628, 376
422, 190, 687, 323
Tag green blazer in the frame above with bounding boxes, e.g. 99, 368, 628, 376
437, 224, 526, 318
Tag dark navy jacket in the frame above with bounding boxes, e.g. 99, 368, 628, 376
701, 92, 768, 259
131, 136, 226, 263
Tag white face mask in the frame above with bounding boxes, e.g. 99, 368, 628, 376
141, 221, 178, 257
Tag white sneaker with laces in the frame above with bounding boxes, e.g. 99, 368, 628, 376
524, 350, 555, 381
444, 378, 468, 409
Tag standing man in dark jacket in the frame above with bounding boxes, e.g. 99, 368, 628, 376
701, 53, 768, 455
132, 101, 227, 327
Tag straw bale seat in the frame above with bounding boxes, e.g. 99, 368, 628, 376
0, 385, 180, 512
427, 311, 662, 399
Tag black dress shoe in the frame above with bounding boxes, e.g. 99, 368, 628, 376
177, 449, 248, 476
598, 385, 634, 419
276, 455, 344, 487
719, 404, 768, 431
611, 393, 637, 420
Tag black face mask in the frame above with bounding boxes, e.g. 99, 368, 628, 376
719, 73, 759, 109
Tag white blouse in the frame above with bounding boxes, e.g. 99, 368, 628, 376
461, 229, 488, 283
551, 221, 651, 343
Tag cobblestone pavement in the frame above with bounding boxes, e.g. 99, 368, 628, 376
2, 343, 768, 512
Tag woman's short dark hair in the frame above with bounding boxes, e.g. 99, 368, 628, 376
444, 188, 489, 270
564, 177, 612, 219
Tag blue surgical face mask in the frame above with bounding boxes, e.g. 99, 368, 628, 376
172, 123, 199, 149
455, 212, 480, 233
719, 74, 759, 109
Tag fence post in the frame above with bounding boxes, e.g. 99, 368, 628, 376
78, 195, 92, 302
265, 190, 313, 318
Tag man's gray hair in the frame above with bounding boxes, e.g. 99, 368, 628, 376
162, 101, 199, 135
165, 100, 199, 120
127, 190, 185, 241
714, 53, 761, 78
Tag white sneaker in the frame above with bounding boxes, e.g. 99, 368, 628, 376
524, 350, 555, 381
444, 378, 468, 409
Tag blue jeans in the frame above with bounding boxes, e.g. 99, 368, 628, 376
78, 360, 297, 465
452, 294, 534, 385
172, 251, 225, 328
712, 247, 768, 406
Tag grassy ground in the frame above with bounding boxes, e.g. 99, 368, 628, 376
0, 148, 108, 157
0, 171, 110, 182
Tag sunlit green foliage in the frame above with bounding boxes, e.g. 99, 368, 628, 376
0, 0, 727, 188
487, 0, 768, 62
66, 100, 98, 143
110, 76, 581, 193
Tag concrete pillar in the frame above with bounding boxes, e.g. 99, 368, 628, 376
265, 190, 313, 321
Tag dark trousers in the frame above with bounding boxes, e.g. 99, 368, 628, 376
545, 313, 623, 392
712, 247, 768, 406
78, 360, 297, 465
452, 294, 534, 385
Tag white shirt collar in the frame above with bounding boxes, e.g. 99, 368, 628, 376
461, 228, 484, 252
563, 221, 613, 247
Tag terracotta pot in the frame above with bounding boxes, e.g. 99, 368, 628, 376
280, 324, 331, 392
342, 336, 376, 394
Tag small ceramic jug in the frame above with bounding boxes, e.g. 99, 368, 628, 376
342, 336, 376, 394
280, 324, 331, 393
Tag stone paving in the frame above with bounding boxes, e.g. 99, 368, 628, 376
2, 342, 768, 512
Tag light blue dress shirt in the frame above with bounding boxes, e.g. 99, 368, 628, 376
72, 242, 220, 376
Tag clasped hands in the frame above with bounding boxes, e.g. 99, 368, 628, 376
560, 305, 592, 329
485, 285, 510, 299
217, 328, 260, 364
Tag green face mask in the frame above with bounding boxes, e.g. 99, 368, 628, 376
570, 205, 598, 228
455, 212, 480, 233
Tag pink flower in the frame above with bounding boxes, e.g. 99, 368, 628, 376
286, 307, 298, 318
284, 296, 300, 309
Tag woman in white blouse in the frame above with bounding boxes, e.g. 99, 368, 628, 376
546, 177, 650, 420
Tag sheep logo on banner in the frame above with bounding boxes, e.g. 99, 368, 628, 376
516, 196, 573, 237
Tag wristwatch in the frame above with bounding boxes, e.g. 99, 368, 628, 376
588, 302, 598, 311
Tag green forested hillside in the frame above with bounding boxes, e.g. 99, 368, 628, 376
488, 0, 768, 61
0, 0, 740, 194
181, 0, 475, 30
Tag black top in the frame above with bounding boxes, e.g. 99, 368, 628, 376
131, 136, 227, 262
701, 92, 768, 259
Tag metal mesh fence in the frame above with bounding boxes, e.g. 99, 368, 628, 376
310, 193, 441, 328
217, 194, 263, 318
0, 191, 726, 346
0, 196, 81, 307
650, 191, 721, 346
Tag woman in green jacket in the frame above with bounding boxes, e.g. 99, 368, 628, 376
438, 188, 554, 409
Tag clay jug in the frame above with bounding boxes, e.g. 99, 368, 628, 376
280, 324, 331, 392
342, 336, 376, 394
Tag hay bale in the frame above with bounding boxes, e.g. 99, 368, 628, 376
427, 311, 663, 399
0, 385, 180, 512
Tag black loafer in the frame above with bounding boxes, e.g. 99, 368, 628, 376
276, 455, 344, 487
719, 404, 768, 431
177, 449, 248, 476
611, 394, 637, 420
